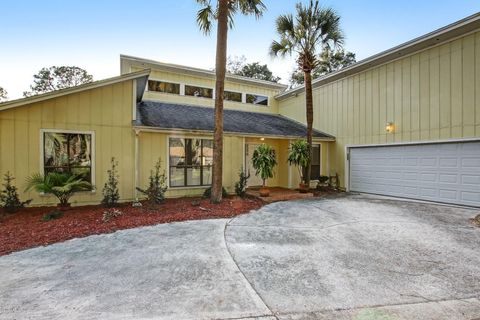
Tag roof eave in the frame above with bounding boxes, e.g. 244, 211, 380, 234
0, 70, 151, 111
276, 12, 480, 100
132, 125, 336, 141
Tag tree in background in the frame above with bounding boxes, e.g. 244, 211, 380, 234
270, 0, 344, 188
196, 0, 266, 204
227, 55, 280, 82
0, 87, 7, 102
289, 49, 355, 87
23, 66, 93, 97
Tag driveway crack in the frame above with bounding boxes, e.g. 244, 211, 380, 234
223, 218, 279, 320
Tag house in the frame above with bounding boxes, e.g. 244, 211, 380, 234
1, 13, 479, 207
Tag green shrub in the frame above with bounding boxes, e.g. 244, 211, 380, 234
0, 172, 31, 213
101, 157, 120, 207
136, 159, 167, 205
203, 186, 228, 199
41, 210, 64, 222
287, 140, 310, 184
252, 144, 277, 187
234, 168, 250, 198
25, 172, 92, 206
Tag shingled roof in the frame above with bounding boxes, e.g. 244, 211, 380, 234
134, 101, 334, 139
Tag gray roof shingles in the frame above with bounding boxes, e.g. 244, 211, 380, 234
135, 100, 334, 139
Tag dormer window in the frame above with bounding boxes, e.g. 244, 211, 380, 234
185, 85, 213, 99
148, 80, 180, 94
246, 94, 268, 106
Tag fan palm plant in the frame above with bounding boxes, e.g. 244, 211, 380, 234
251, 144, 277, 197
270, 0, 344, 187
196, 0, 266, 203
26, 172, 92, 209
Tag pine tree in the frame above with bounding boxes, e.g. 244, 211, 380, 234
101, 158, 120, 207
0, 172, 31, 213
136, 158, 167, 206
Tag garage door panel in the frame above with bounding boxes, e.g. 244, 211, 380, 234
349, 141, 480, 207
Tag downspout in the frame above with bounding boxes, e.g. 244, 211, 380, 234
133, 128, 141, 205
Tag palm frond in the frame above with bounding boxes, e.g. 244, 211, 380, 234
196, 4, 215, 35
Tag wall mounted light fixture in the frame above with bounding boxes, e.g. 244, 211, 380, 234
385, 122, 395, 133
260, 137, 265, 141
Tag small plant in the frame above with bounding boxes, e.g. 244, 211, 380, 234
471, 214, 480, 227
287, 140, 310, 184
252, 144, 277, 187
203, 186, 228, 199
234, 168, 250, 198
136, 158, 167, 206
102, 208, 124, 222
25, 172, 92, 209
0, 172, 31, 213
101, 157, 120, 207
41, 210, 64, 222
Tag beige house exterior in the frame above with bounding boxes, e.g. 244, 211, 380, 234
0, 13, 479, 207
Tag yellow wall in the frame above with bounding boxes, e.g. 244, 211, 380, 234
279, 32, 480, 188
0, 81, 136, 206
138, 131, 245, 197
124, 63, 284, 114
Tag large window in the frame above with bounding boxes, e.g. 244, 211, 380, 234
169, 138, 213, 187
310, 144, 321, 180
43, 131, 93, 183
246, 93, 268, 106
224, 90, 242, 102
148, 80, 180, 94
185, 85, 213, 98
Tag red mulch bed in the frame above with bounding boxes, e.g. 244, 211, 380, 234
0, 196, 263, 256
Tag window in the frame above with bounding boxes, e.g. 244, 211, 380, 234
310, 144, 321, 180
185, 85, 213, 98
224, 90, 242, 102
148, 80, 180, 94
169, 138, 213, 187
246, 94, 268, 106
43, 131, 93, 183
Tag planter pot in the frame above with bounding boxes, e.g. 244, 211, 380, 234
299, 183, 309, 193
259, 187, 270, 197
57, 203, 71, 211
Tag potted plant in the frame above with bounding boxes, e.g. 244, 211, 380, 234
252, 144, 277, 197
287, 140, 310, 193
26, 172, 93, 210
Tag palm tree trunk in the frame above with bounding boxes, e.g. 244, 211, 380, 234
304, 70, 313, 188
211, 0, 229, 204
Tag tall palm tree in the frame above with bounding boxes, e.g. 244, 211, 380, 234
270, 0, 344, 187
196, 0, 265, 203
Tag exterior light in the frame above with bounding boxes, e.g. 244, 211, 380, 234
385, 122, 394, 133
260, 137, 265, 141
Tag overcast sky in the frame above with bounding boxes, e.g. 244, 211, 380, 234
1, 0, 479, 99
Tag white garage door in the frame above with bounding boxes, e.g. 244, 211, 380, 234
349, 141, 480, 207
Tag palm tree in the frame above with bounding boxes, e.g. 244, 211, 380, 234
196, 0, 266, 203
270, 0, 344, 187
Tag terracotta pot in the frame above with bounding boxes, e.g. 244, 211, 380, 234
299, 183, 309, 193
259, 187, 270, 197
57, 203, 71, 211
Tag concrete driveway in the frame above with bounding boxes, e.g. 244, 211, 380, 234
1, 195, 479, 320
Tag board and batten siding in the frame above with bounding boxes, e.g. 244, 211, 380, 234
278, 31, 480, 188
129, 66, 283, 114
0, 81, 136, 206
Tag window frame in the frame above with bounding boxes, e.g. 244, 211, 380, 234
184, 84, 214, 99
40, 129, 96, 191
246, 93, 269, 106
223, 90, 243, 103
167, 137, 213, 188
146, 79, 181, 95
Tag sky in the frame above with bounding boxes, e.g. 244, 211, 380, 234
1, 0, 479, 99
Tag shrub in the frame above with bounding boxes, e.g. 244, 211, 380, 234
252, 144, 277, 187
136, 159, 167, 206
25, 172, 92, 207
203, 186, 228, 199
102, 208, 124, 222
287, 140, 310, 184
234, 168, 250, 198
0, 172, 31, 213
41, 210, 64, 222
101, 157, 120, 207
